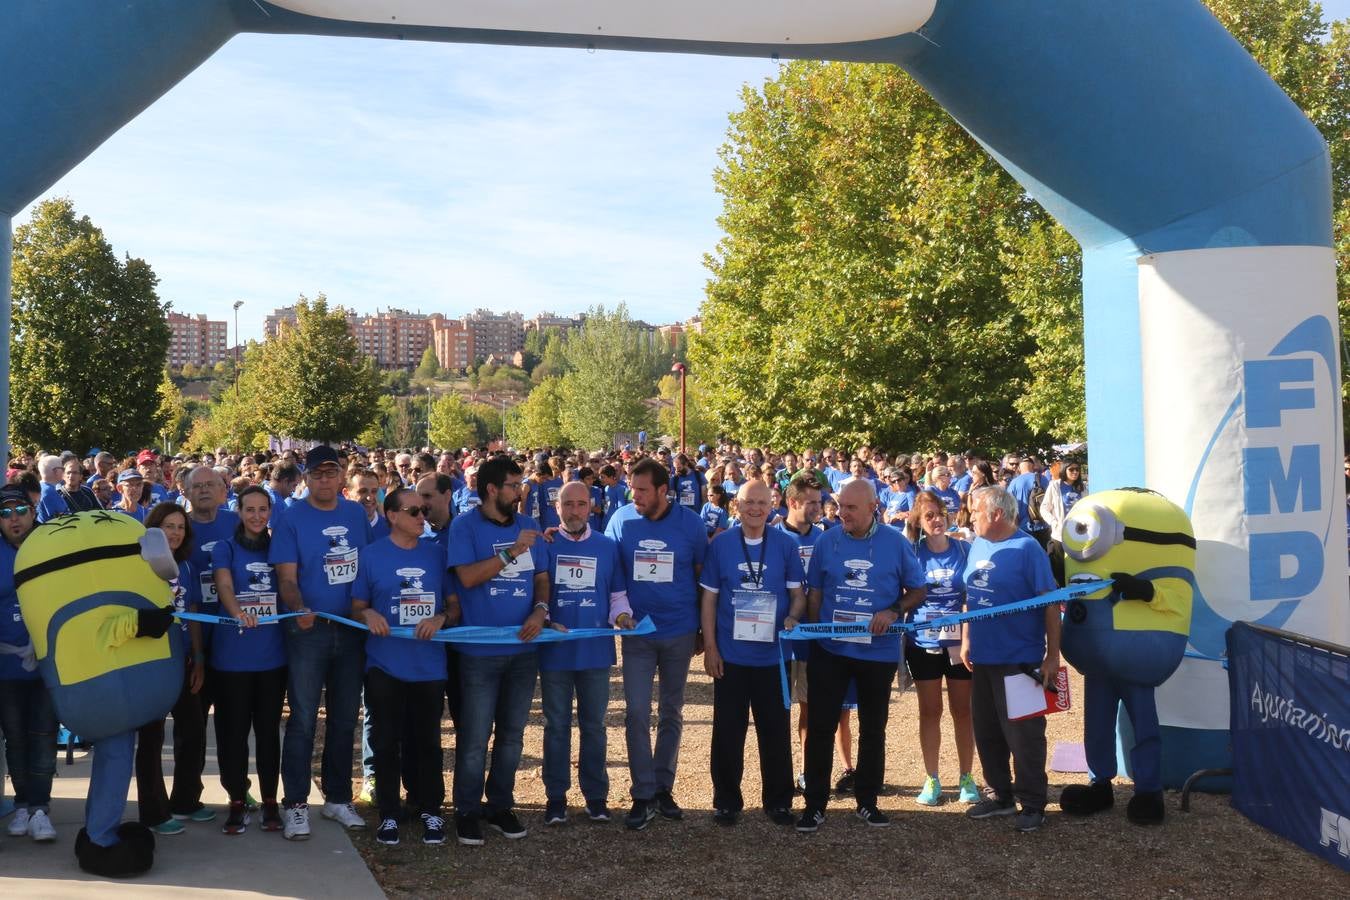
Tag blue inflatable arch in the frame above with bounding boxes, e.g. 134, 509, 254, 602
1, 0, 1345, 785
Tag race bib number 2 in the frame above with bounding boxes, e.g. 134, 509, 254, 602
633, 550, 674, 583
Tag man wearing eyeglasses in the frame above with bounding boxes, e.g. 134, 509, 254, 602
0, 485, 59, 843
270, 444, 374, 841
447, 455, 548, 847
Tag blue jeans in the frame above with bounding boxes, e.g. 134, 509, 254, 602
0, 678, 57, 810
281, 619, 364, 806
621, 632, 696, 801
540, 667, 611, 805
453, 651, 538, 816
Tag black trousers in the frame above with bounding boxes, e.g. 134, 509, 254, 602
710, 660, 794, 813
971, 664, 1048, 812
365, 667, 445, 820
211, 666, 287, 803
135, 666, 206, 824
803, 646, 896, 812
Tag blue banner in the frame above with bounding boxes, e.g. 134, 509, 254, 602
1227, 622, 1350, 872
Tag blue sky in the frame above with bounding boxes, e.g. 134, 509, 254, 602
21, 3, 1348, 344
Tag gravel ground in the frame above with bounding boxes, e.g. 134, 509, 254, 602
310, 659, 1344, 899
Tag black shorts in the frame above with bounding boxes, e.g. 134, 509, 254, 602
905, 644, 972, 682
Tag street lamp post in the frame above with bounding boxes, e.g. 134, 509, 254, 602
671, 361, 687, 455
232, 300, 243, 398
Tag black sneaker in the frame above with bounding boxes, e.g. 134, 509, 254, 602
653, 790, 683, 821
544, 801, 567, 827
1014, 809, 1047, 832
585, 801, 611, 823
795, 808, 826, 833
712, 808, 738, 827
766, 807, 795, 827
625, 799, 656, 831
856, 805, 890, 827
376, 818, 399, 846
221, 800, 249, 836
835, 768, 857, 795
455, 813, 484, 847
486, 808, 527, 839
420, 813, 446, 845
967, 796, 1017, 820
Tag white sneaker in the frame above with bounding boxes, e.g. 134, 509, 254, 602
7, 808, 30, 837
283, 803, 311, 841
27, 809, 57, 842
321, 802, 366, 830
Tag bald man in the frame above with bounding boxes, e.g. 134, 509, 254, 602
699, 481, 806, 826
538, 482, 635, 825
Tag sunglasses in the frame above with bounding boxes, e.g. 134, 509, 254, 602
0, 505, 32, 519
398, 505, 429, 517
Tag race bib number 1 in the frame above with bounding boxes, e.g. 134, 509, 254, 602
832, 609, 872, 645
633, 550, 675, 583
732, 590, 777, 643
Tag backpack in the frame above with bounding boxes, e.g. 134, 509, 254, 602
1028, 482, 1047, 523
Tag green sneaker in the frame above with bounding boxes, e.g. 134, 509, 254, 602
244, 792, 259, 811
153, 818, 185, 835
915, 776, 942, 806
358, 778, 376, 804
189, 805, 217, 823
958, 773, 980, 804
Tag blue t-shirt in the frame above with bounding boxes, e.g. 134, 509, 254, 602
536, 478, 564, 531
672, 472, 704, 512
453, 487, 482, 519
932, 487, 962, 518
539, 531, 626, 672
189, 509, 241, 625
700, 527, 805, 667
774, 520, 823, 661
169, 560, 201, 643
1060, 482, 1082, 512
268, 498, 372, 616
605, 501, 708, 639
908, 537, 970, 649
951, 473, 973, 494
700, 502, 729, 537
807, 523, 926, 663
370, 514, 391, 542
210, 538, 286, 672
588, 484, 605, 531
882, 487, 916, 521
355, 537, 448, 681
1007, 472, 1047, 533
447, 510, 547, 657
601, 482, 629, 530
963, 532, 1057, 665
0, 540, 37, 681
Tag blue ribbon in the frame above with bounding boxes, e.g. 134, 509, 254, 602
776, 579, 1114, 708
173, 610, 656, 644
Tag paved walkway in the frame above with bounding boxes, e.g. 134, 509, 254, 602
0, 722, 383, 898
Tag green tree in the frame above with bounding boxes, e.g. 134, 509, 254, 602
182, 385, 270, 453
9, 197, 171, 453
382, 368, 412, 396
657, 372, 720, 451
509, 377, 566, 448
467, 402, 504, 445
241, 294, 381, 444
695, 63, 1037, 451
558, 304, 659, 448
427, 392, 479, 450
413, 346, 441, 382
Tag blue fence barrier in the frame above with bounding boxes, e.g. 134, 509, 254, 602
1227, 621, 1350, 872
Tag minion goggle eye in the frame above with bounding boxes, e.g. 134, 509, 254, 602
1061, 503, 1124, 562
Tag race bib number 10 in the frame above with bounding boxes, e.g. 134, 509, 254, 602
556, 555, 597, 590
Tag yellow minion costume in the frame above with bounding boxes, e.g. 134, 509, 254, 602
16, 511, 182, 876
1058, 488, 1194, 825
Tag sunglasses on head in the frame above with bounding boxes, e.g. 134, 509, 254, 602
0, 505, 32, 519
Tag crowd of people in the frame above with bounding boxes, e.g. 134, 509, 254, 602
0, 438, 1085, 853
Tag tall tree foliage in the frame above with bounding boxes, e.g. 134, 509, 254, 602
509, 376, 567, 449
9, 198, 170, 452
241, 295, 381, 445
558, 304, 660, 448
427, 392, 478, 450
694, 63, 1039, 452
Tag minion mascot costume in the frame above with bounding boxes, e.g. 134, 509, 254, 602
1058, 488, 1194, 825
15, 511, 183, 876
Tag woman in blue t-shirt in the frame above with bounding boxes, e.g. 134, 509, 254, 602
904, 491, 978, 807
700, 483, 730, 539
134, 503, 210, 835
211, 485, 287, 835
